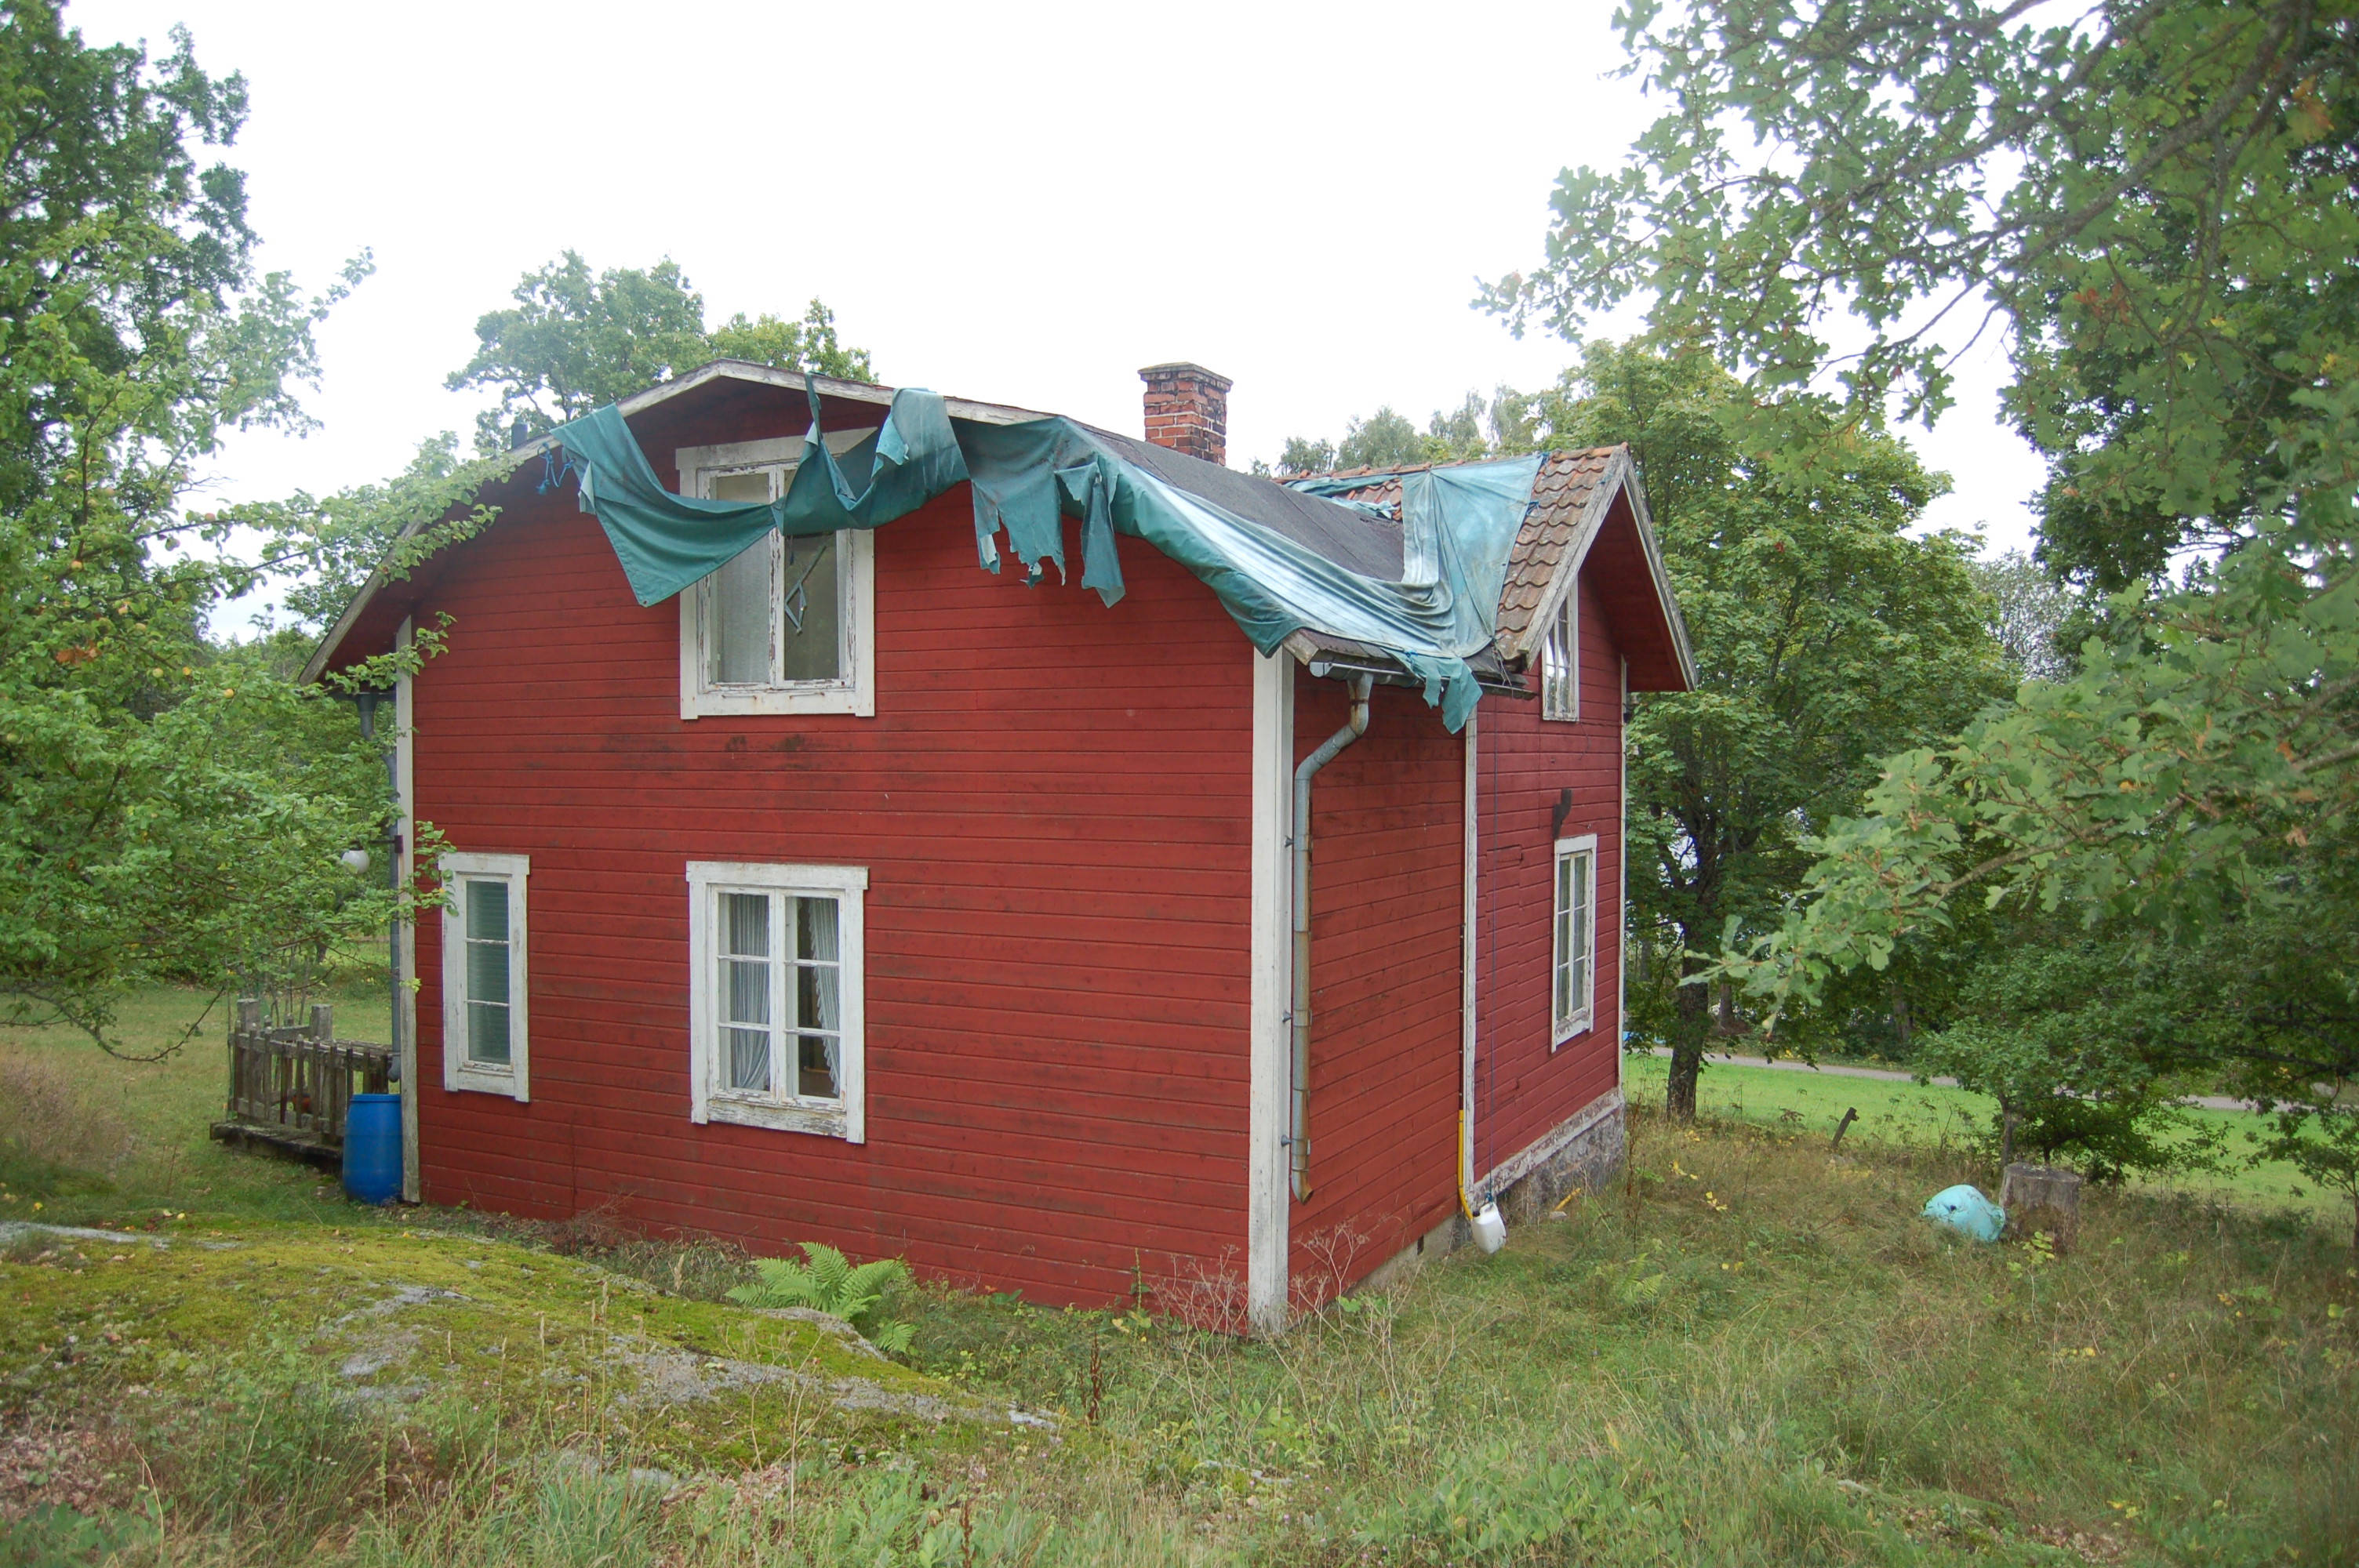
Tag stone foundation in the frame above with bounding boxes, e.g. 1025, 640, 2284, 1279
1493, 1091, 1627, 1225
1355, 1090, 1627, 1294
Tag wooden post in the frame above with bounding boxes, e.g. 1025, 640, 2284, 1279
2000, 1163, 2083, 1243
233, 999, 260, 1121
1830, 1107, 1859, 1151
311, 1004, 333, 1137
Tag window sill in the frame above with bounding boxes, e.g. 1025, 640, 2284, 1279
705, 1095, 849, 1138
448, 1064, 525, 1100
1550, 1013, 1595, 1051
684, 683, 872, 719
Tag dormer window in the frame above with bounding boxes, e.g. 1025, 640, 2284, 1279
1540, 586, 1578, 721
677, 436, 876, 718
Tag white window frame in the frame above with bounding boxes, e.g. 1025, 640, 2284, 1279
1551, 833, 1598, 1047
1540, 582, 1579, 721
677, 434, 877, 720
686, 860, 868, 1142
441, 851, 529, 1100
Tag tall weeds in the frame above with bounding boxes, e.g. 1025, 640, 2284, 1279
21, 1109, 2350, 1565
0, 1052, 136, 1187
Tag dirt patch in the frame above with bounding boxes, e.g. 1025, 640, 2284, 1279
615, 1338, 1051, 1428
2023, 1522, 2132, 1563
0, 1414, 141, 1523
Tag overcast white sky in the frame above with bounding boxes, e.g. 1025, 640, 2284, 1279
75, 0, 2046, 630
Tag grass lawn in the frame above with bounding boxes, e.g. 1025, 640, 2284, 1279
2, 989, 2354, 1566
1620, 1054, 2343, 1218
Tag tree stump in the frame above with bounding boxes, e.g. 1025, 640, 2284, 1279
1999, 1163, 2083, 1244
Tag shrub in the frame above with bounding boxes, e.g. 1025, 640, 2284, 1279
727, 1243, 915, 1355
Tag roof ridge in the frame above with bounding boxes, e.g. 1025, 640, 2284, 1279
1290, 445, 1627, 486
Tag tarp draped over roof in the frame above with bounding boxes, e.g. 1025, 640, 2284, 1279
548, 387, 1546, 731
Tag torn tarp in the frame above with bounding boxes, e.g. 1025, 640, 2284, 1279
554, 385, 973, 608
547, 390, 1543, 731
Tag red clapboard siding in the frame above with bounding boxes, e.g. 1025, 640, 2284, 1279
410, 477, 1259, 1308
1281, 672, 1467, 1304
1475, 568, 1626, 1175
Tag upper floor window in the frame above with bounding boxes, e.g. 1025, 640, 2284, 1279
677, 436, 876, 719
1540, 587, 1578, 721
442, 851, 529, 1100
1552, 834, 1597, 1045
686, 860, 867, 1142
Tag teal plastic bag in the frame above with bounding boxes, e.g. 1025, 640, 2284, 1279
1923, 1185, 2005, 1242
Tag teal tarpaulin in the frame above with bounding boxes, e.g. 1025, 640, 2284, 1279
548, 388, 1540, 731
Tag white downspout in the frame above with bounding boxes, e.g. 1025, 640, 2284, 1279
1460, 711, 1478, 1216
1289, 674, 1372, 1202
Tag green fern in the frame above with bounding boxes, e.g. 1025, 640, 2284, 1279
728, 1242, 916, 1356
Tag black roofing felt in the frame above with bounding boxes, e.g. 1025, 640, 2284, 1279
1083, 425, 1407, 583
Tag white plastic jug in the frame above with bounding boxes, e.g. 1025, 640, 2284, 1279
1471, 1200, 1507, 1254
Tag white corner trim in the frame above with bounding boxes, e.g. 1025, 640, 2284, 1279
685, 860, 869, 1145
440, 851, 530, 1102
1247, 648, 1294, 1335
1460, 712, 1479, 1214
395, 617, 420, 1200
1617, 655, 1630, 1092
1474, 1087, 1625, 1205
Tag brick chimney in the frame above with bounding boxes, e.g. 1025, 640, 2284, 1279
1140, 362, 1232, 466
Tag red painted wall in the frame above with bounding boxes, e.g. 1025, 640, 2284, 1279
1279, 567, 1628, 1308
402, 396, 1634, 1314
409, 475, 1261, 1307
1281, 673, 1466, 1305
1474, 568, 1627, 1177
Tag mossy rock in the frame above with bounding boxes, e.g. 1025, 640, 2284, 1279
0, 1220, 1045, 1474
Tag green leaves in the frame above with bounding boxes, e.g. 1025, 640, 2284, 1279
445, 254, 874, 453
727, 1242, 918, 1356
1496, 0, 2359, 586
1738, 535, 2357, 996
0, 9, 409, 1051
1548, 343, 2010, 1072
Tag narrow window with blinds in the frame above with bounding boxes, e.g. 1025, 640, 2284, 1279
441, 852, 529, 1098
688, 861, 867, 1141
1540, 589, 1578, 720
463, 880, 512, 1065
678, 436, 875, 719
1552, 834, 1598, 1044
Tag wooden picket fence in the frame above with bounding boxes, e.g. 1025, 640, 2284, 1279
209, 999, 394, 1167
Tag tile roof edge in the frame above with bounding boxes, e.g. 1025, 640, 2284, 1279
1285, 445, 1627, 486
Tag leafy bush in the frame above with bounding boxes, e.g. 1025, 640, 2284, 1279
1918, 931, 2226, 1181
727, 1242, 915, 1355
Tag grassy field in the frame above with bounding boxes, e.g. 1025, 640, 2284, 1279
2, 989, 2354, 1566
1621, 1055, 2340, 1216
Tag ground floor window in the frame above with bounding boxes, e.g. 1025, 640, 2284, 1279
441, 851, 529, 1099
1553, 833, 1597, 1045
686, 861, 867, 1140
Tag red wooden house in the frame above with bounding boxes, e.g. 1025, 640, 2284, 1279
307, 361, 1692, 1332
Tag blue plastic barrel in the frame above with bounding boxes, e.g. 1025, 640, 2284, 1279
343, 1093, 403, 1204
